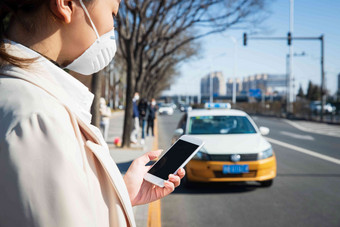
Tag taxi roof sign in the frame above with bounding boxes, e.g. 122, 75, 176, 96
204, 102, 231, 109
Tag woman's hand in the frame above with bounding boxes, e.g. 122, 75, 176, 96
123, 149, 185, 206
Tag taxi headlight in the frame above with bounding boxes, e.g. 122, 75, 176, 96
258, 147, 273, 160
193, 147, 210, 161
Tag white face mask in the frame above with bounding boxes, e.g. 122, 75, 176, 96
151, 101, 156, 106
65, 0, 117, 75
134, 95, 140, 101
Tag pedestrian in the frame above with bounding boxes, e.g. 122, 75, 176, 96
147, 98, 157, 137
138, 98, 148, 145
131, 92, 140, 144
99, 97, 111, 141
0, 1, 185, 227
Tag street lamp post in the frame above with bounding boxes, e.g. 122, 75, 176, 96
222, 35, 239, 105
288, 0, 294, 114
320, 35, 325, 121
230, 36, 238, 105
209, 67, 213, 103
286, 51, 305, 112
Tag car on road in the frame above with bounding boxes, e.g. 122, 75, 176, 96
310, 101, 336, 114
179, 104, 192, 113
172, 103, 276, 187
158, 103, 174, 115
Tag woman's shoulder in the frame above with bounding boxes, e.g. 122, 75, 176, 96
0, 76, 70, 133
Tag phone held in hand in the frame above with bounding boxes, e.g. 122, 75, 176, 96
144, 135, 205, 187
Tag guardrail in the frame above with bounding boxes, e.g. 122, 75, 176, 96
234, 102, 340, 124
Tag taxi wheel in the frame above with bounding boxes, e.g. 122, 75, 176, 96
259, 179, 273, 187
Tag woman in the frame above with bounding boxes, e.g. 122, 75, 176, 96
0, 0, 184, 226
138, 98, 148, 144
147, 98, 157, 137
99, 97, 111, 141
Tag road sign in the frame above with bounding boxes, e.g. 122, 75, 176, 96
249, 89, 261, 98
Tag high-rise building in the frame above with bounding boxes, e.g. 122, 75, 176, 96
226, 78, 243, 96
200, 72, 226, 97
241, 74, 287, 95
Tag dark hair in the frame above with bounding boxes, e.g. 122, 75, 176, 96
0, 0, 93, 69
0, 0, 48, 68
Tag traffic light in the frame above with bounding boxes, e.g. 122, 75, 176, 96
287, 32, 292, 45
243, 33, 247, 46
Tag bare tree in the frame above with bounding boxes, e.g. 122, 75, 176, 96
90, 72, 103, 127
116, 0, 271, 147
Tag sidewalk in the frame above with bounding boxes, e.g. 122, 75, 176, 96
106, 111, 154, 171
106, 110, 154, 227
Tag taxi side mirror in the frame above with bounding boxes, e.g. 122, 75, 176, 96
259, 127, 270, 136
174, 128, 184, 136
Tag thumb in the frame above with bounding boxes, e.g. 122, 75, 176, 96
138, 149, 163, 165
147, 149, 163, 161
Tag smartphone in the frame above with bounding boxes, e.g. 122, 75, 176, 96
144, 135, 205, 187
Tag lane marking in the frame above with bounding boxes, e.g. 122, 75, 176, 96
147, 118, 161, 227
284, 119, 340, 138
280, 131, 314, 141
148, 200, 161, 227
265, 137, 340, 165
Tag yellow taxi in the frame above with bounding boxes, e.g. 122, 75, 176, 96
172, 103, 276, 187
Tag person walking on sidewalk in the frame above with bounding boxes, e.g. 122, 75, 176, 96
147, 98, 157, 137
138, 98, 148, 145
131, 92, 140, 144
99, 97, 111, 141
0, 1, 185, 227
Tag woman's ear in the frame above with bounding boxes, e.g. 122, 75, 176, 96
49, 0, 74, 24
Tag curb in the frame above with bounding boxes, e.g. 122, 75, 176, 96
147, 118, 162, 227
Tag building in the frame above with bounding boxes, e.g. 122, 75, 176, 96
241, 74, 287, 96
200, 71, 226, 97
226, 78, 243, 96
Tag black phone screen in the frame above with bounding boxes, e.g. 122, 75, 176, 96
148, 139, 199, 180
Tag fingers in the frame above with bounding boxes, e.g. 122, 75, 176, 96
166, 169, 185, 189
177, 168, 186, 179
168, 174, 181, 188
163, 180, 175, 193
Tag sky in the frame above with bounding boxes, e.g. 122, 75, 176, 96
163, 0, 340, 97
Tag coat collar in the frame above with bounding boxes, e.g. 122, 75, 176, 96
3, 41, 94, 125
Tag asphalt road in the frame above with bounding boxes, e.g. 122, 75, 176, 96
157, 111, 340, 227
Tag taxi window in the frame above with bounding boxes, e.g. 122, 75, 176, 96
188, 116, 256, 135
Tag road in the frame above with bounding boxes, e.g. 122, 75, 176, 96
157, 111, 340, 227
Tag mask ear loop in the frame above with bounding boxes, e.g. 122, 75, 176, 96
79, 0, 101, 40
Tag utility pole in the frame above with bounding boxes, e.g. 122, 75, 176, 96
209, 59, 213, 103
198, 89, 201, 104
243, 33, 325, 120
286, 52, 306, 110
230, 36, 238, 105
286, 54, 289, 105
320, 35, 325, 121
209, 72, 213, 103
288, 0, 294, 114
223, 35, 239, 105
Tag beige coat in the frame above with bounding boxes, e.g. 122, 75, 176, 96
0, 43, 136, 227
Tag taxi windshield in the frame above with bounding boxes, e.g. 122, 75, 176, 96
188, 116, 256, 135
